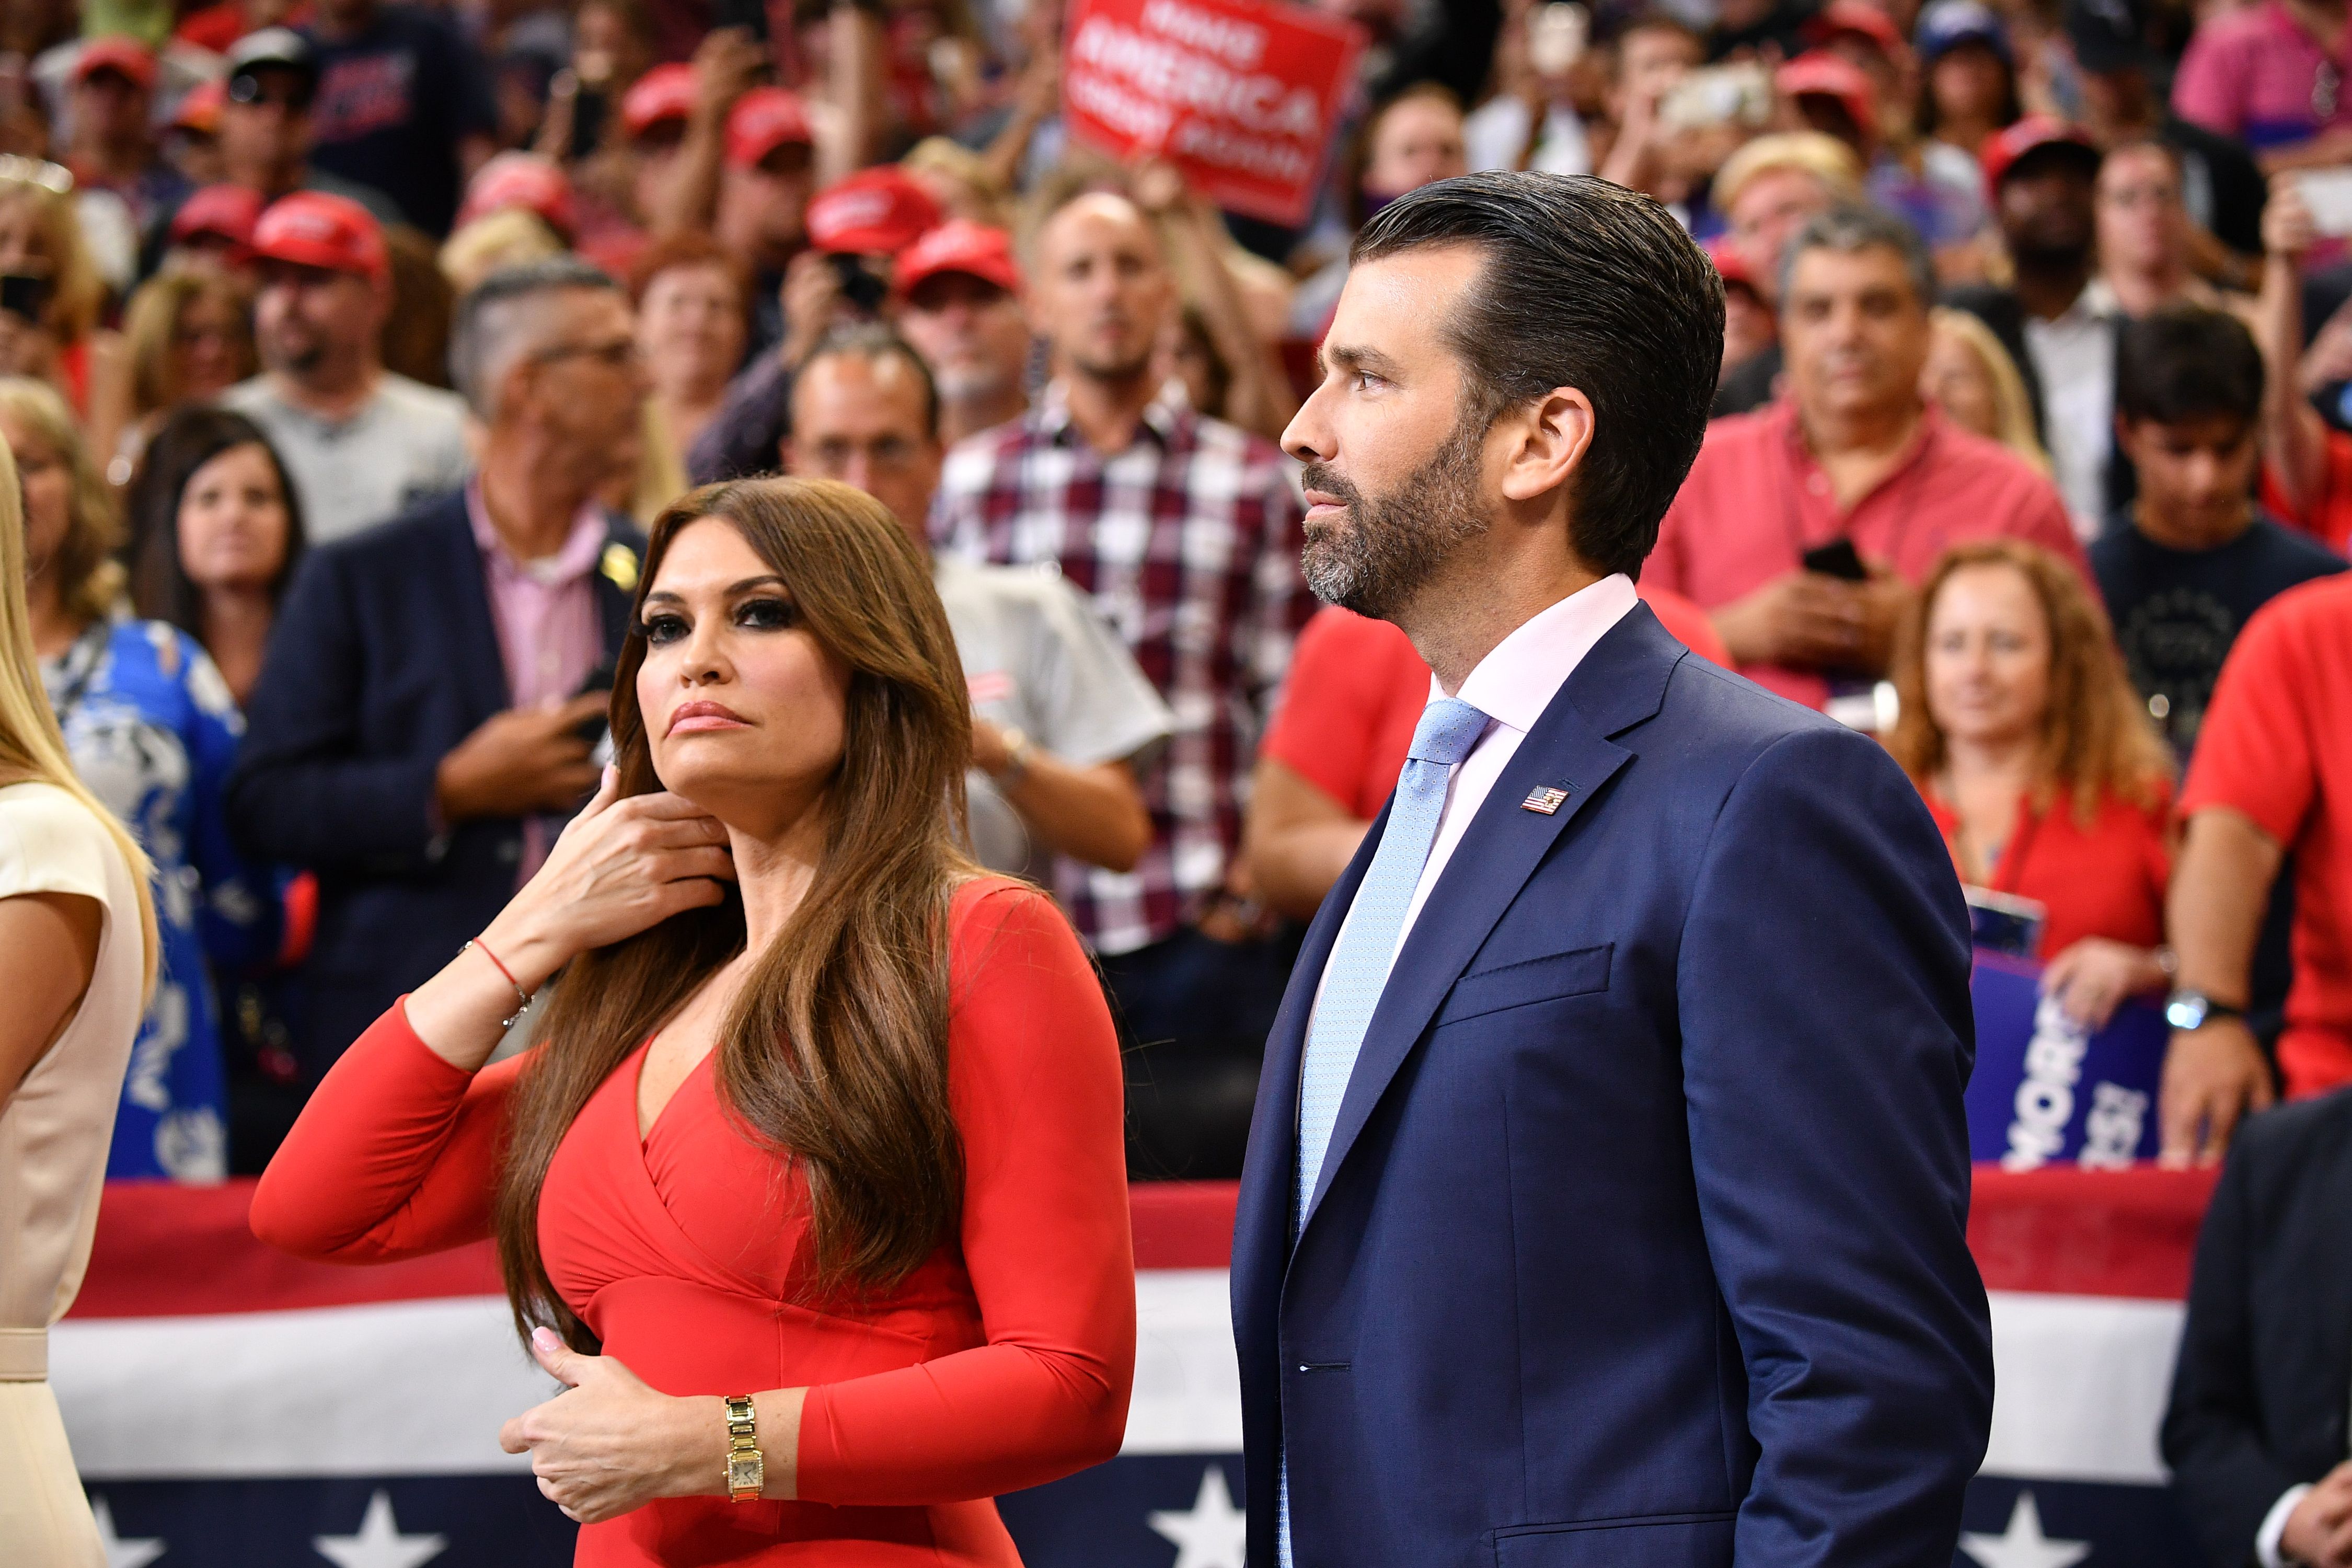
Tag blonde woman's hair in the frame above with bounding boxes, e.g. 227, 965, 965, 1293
1929, 307, 2051, 475
1713, 132, 1865, 211
439, 208, 565, 297
900, 136, 1013, 229
0, 176, 103, 342
0, 379, 124, 627
122, 266, 256, 418
1887, 539, 2174, 826
0, 436, 158, 993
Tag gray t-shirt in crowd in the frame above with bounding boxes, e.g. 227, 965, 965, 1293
221, 372, 471, 544
935, 555, 1175, 880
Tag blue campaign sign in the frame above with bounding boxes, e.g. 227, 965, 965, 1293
1964, 951, 2169, 1168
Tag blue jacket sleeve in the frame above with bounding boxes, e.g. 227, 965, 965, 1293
226, 548, 444, 872
1677, 723, 1993, 1566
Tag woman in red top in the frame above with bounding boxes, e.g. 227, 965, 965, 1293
250, 479, 1134, 1566
1887, 539, 2177, 1027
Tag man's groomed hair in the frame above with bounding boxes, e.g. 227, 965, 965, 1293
2114, 305, 2264, 430
1350, 171, 1725, 577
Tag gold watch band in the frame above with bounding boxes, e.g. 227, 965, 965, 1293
723, 1394, 763, 1502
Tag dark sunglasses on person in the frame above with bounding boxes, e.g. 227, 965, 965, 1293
227, 73, 314, 112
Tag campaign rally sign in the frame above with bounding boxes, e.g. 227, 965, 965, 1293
1060, 0, 1366, 226
60, 1172, 2208, 1566
1966, 950, 2169, 1170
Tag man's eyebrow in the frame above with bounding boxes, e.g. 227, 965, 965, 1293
1318, 342, 1403, 381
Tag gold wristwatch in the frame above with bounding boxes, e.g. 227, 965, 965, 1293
723, 1395, 763, 1502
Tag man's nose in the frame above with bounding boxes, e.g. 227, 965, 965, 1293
1282, 381, 1334, 466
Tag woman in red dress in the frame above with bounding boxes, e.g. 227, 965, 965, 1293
1886, 538, 2177, 1028
250, 478, 1134, 1565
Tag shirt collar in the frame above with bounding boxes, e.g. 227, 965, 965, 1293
1443, 573, 1640, 736
1035, 379, 1187, 449
466, 479, 607, 584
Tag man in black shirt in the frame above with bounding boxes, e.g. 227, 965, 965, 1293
302, 0, 497, 236
2092, 306, 2343, 756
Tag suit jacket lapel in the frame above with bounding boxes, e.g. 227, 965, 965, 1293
1298, 604, 1686, 1234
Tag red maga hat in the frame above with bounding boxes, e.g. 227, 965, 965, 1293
1776, 51, 1878, 142
620, 63, 696, 137
171, 78, 226, 134
74, 36, 158, 90
725, 87, 815, 169
456, 153, 577, 238
897, 220, 1022, 297
1978, 114, 2102, 199
170, 183, 266, 252
252, 191, 389, 284
807, 167, 944, 256
1806, 0, 1905, 55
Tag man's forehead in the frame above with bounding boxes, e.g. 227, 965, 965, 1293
1040, 193, 1157, 257
1329, 244, 1483, 348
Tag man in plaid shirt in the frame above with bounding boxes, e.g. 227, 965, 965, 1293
931, 181, 1314, 1175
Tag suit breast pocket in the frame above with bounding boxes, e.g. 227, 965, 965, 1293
1434, 943, 1612, 1029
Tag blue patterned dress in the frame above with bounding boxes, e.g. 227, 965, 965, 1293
41, 617, 277, 1180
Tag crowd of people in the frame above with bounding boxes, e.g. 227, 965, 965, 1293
4, 0, 2352, 1560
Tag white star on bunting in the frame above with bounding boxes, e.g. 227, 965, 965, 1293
1958, 1491, 2094, 1568
91, 1495, 166, 1568
1147, 1463, 1248, 1568
312, 1489, 448, 1568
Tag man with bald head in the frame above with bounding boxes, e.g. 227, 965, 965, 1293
932, 181, 1315, 1179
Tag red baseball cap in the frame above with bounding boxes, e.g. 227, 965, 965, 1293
171, 78, 226, 134
620, 63, 696, 138
1978, 115, 2102, 200
252, 191, 388, 284
456, 152, 577, 239
897, 220, 1022, 297
1806, 0, 1905, 55
725, 87, 815, 169
74, 36, 158, 91
1777, 52, 1877, 143
1706, 238, 1757, 293
169, 183, 265, 252
807, 167, 944, 256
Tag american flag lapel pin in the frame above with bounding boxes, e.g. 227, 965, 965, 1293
1520, 785, 1570, 815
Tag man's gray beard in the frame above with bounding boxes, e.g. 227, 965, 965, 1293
1300, 414, 1490, 622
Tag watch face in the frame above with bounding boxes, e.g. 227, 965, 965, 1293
728, 1454, 763, 1493
2166, 996, 2206, 1031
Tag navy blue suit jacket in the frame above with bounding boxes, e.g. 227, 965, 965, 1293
1231, 604, 1994, 1568
225, 492, 641, 1080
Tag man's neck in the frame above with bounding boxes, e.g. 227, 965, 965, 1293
2103, 260, 2188, 317
2014, 254, 2092, 321
1400, 530, 1605, 694
270, 359, 382, 423
479, 439, 596, 561
1800, 395, 1926, 509
1059, 367, 1159, 454
227, 157, 303, 203
942, 386, 1030, 447
2134, 498, 2253, 553
73, 133, 148, 183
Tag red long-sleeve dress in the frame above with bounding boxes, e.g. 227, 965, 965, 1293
250, 878, 1136, 1566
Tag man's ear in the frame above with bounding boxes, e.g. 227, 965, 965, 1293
1497, 386, 1596, 506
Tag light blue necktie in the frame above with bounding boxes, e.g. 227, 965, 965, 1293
1279, 695, 1488, 1568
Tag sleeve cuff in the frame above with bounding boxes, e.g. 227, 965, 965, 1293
2260, 1483, 2312, 1568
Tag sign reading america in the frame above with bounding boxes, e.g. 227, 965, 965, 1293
1059, 0, 1366, 226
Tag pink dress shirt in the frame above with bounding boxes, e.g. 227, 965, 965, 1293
1645, 401, 2085, 709
465, 482, 607, 881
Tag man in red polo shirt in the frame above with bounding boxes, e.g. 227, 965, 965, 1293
2163, 575, 2352, 1163
1648, 203, 2083, 711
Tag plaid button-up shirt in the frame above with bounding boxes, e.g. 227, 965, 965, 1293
930, 385, 1313, 955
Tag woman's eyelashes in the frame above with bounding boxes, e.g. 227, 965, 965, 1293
637, 597, 799, 647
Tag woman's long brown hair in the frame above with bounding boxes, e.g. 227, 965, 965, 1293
1886, 538, 2174, 824
492, 478, 978, 1346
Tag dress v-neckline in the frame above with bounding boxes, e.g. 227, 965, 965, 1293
634, 1035, 717, 1147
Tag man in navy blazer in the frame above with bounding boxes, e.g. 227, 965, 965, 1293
228, 257, 649, 1081
1233, 175, 1993, 1567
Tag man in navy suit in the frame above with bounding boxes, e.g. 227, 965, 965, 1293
1232, 172, 1993, 1567
229, 258, 650, 1083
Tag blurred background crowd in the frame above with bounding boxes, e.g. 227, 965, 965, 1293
9, 0, 2352, 1247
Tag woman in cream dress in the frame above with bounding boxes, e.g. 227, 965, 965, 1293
0, 432, 157, 1562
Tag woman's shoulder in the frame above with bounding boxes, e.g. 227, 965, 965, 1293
949, 873, 1062, 932
0, 780, 129, 907
946, 874, 1091, 977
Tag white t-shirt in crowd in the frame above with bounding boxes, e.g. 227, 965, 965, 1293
933, 556, 1177, 881
2023, 283, 2119, 541
221, 372, 471, 545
